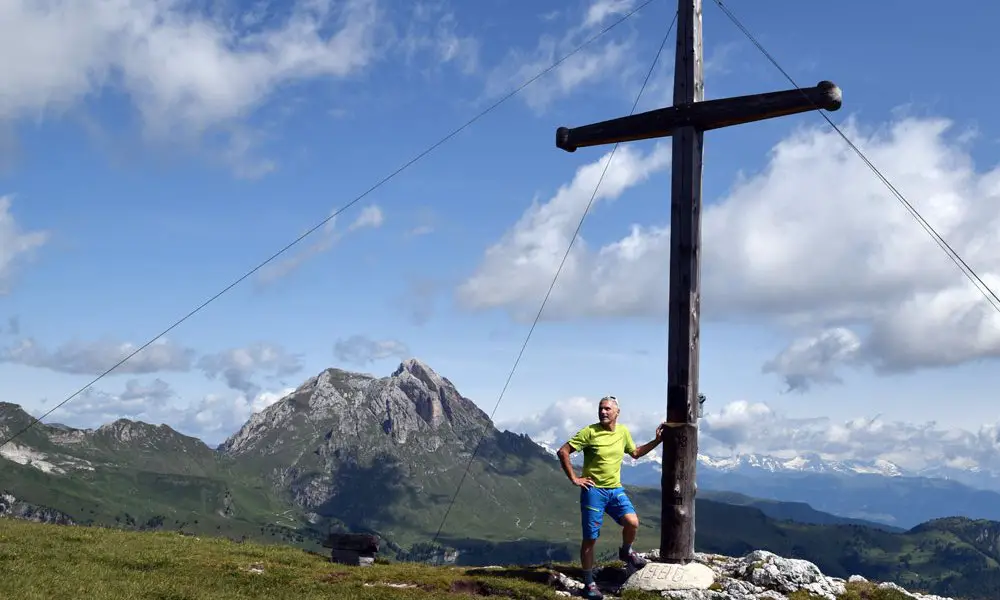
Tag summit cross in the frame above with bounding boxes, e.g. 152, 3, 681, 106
554, 0, 842, 565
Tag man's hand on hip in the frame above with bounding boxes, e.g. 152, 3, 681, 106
572, 476, 595, 489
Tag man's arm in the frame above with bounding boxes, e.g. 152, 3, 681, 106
556, 443, 578, 481
557, 441, 594, 488
628, 422, 667, 459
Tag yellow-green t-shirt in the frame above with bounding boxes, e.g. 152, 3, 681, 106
567, 423, 636, 488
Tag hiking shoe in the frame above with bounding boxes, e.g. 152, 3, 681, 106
619, 547, 648, 571
581, 582, 603, 599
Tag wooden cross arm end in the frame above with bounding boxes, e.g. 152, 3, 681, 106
556, 80, 842, 153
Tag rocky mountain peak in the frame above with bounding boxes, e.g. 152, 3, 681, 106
393, 357, 446, 388
0, 401, 25, 413
0, 402, 31, 424
93, 419, 207, 454
97, 418, 161, 440
389, 358, 469, 430
219, 359, 495, 462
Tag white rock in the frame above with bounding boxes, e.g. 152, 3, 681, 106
621, 562, 716, 592
545, 548, 958, 600
877, 582, 916, 598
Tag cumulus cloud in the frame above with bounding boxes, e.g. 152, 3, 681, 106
0, 0, 481, 174
762, 328, 862, 392
695, 400, 1000, 477
45, 378, 295, 446
483, 0, 637, 112
0, 337, 195, 375
175, 389, 292, 445
457, 143, 670, 321
0, 0, 381, 166
198, 342, 304, 397
460, 115, 1000, 384
256, 203, 384, 285
334, 334, 410, 365
45, 378, 179, 426
0, 196, 49, 294
504, 396, 1000, 476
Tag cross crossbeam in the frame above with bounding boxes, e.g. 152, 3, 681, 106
555, 81, 842, 152
553, 0, 842, 567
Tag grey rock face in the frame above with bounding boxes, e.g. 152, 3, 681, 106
549, 549, 955, 600
0, 492, 75, 525
216, 359, 502, 518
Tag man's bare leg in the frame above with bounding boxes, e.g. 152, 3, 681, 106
621, 513, 638, 549
617, 513, 648, 571
581, 538, 596, 572
580, 538, 602, 598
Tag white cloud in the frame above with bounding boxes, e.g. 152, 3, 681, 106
44, 379, 295, 447
695, 401, 1000, 476
44, 379, 178, 428
333, 334, 410, 365
504, 397, 1000, 476
0, 0, 480, 174
483, 0, 637, 111
256, 203, 385, 285
198, 342, 304, 396
459, 114, 1000, 383
349, 205, 385, 231
457, 143, 670, 321
582, 0, 636, 29
0, 0, 379, 142
1, 337, 195, 375
180, 389, 292, 445
499, 395, 595, 448
400, 1, 479, 75
762, 328, 862, 392
0, 196, 48, 294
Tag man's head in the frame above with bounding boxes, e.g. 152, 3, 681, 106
598, 395, 619, 426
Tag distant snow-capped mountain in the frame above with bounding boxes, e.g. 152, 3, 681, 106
695, 452, 905, 477
530, 441, 906, 478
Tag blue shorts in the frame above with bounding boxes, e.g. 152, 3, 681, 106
580, 486, 636, 540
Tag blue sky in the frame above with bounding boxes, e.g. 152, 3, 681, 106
3, 0, 1000, 468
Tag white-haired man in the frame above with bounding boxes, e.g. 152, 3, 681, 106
557, 395, 665, 600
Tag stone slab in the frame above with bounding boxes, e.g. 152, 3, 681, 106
621, 561, 716, 592
330, 548, 376, 566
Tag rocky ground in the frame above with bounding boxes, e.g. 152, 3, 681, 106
0, 492, 75, 525
547, 550, 954, 600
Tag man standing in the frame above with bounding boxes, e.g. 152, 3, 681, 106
557, 395, 665, 600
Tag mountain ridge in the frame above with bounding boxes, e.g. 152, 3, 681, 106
7, 357, 1000, 535
9, 360, 1000, 596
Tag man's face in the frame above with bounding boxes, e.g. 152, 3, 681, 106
598, 400, 617, 424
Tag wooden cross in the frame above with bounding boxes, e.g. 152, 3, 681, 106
554, 0, 841, 564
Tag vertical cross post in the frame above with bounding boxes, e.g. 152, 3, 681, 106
660, 0, 704, 564
554, 0, 842, 569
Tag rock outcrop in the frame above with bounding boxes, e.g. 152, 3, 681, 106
549, 550, 953, 600
0, 492, 75, 526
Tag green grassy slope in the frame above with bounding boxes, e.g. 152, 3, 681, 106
0, 517, 917, 600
